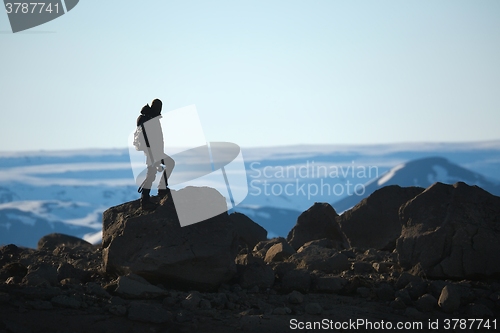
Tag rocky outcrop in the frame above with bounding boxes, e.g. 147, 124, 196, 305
286, 203, 348, 251
102, 187, 239, 290
228, 212, 267, 251
38, 233, 94, 251
396, 182, 500, 279
2, 182, 500, 332
338, 185, 424, 251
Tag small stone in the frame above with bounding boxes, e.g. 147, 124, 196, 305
352, 262, 373, 274
438, 285, 461, 313
373, 262, 391, 274
405, 280, 427, 300
114, 274, 167, 299
22, 273, 50, 287
390, 297, 407, 310
287, 291, 304, 304
264, 242, 295, 263
181, 291, 201, 310
415, 293, 437, 312
60, 278, 81, 286
86, 282, 110, 298
395, 289, 412, 305
305, 303, 322, 315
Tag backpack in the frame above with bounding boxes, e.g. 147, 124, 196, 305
133, 105, 154, 151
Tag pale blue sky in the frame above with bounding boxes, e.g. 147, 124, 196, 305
1, 0, 499, 151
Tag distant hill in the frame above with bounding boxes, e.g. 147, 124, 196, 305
1, 142, 499, 247
332, 156, 500, 213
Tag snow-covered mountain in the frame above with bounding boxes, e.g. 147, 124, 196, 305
1, 141, 499, 247
332, 156, 500, 213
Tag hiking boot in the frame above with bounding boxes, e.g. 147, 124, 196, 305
140, 189, 157, 210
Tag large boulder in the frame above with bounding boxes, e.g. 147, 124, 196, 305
102, 187, 239, 290
228, 212, 267, 251
286, 203, 348, 251
337, 185, 424, 250
396, 182, 500, 279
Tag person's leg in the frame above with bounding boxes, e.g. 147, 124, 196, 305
141, 164, 157, 209
157, 156, 175, 198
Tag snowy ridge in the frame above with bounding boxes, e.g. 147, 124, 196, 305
0, 142, 499, 247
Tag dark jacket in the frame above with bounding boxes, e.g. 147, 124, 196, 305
137, 104, 165, 164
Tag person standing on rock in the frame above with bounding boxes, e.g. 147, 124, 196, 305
135, 98, 175, 210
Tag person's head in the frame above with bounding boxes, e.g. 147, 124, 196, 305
150, 99, 163, 115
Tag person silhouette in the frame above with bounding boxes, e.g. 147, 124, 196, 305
136, 98, 175, 209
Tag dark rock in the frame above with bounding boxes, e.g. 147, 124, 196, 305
229, 212, 267, 251
108, 304, 127, 316
102, 187, 239, 291
438, 285, 461, 313
390, 297, 407, 310
57, 263, 88, 282
26, 299, 53, 310
0, 262, 27, 282
264, 242, 295, 263
26, 263, 58, 286
287, 290, 304, 304
415, 293, 437, 312
0, 292, 10, 303
395, 289, 413, 306
112, 274, 167, 299
395, 272, 422, 290
281, 269, 311, 292
38, 233, 93, 251
465, 303, 494, 317
352, 261, 373, 274
85, 282, 110, 298
404, 307, 425, 320
314, 276, 347, 293
302, 238, 337, 249
51, 295, 81, 309
13, 286, 62, 300
304, 302, 322, 315
404, 281, 428, 300
128, 301, 172, 323
375, 284, 395, 302
372, 262, 391, 274
253, 237, 289, 259
357, 287, 372, 298
396, 182, 500, 279
270, 261, 296, 280
338, 185, 424, 250
286, 203, 348, 251
21, 273, 49, 287
287, 245, 350, 273
181, 291, 201, 310
236, 254, 275, 289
